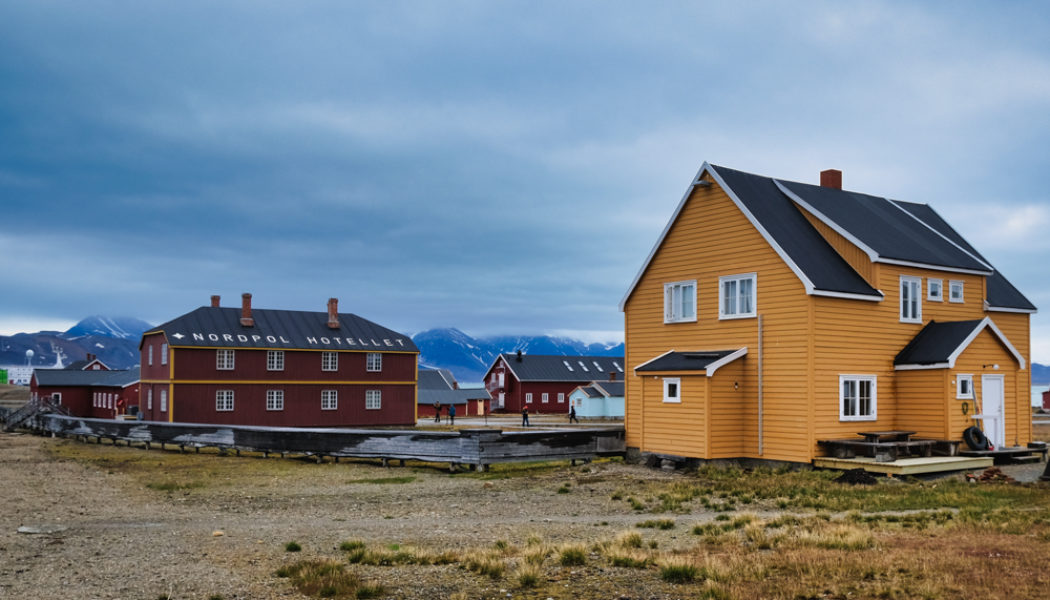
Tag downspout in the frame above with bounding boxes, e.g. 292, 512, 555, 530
758, 314, 764, 456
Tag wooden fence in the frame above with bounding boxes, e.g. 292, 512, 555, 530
33, 414, 625, 470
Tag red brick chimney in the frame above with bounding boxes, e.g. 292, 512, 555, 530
609, 371, 616, 382
211, 295, 221, 308
820, 169, 842, 190
327, 298, 340, 329
240, 293, 254, 327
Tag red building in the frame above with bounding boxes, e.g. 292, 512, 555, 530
139, 294, 419, 427
483, 351, 624, 414
30, 367, 140, 419
416, 368, 490, 419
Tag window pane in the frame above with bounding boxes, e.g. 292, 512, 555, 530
682, 284, 694, 319
740, 278, 753, 313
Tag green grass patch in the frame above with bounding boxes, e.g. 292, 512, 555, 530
347, 476, 416, 485
275, 559, 370, 599
637, 518, 675, 530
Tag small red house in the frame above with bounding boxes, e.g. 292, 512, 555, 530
139, 294, 419, 427
483, 351, 624, 414
30, 367, 140, 418
416, 368, 490, 419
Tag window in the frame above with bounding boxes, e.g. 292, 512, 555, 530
663, 378, 681, 403
52, 393, 62, 405
900, 275, 922, 323
957, 374, 974, 399
266, 390, 284, 411
558, 393, 565, 403
366, 353, 382, 372
927, 278, 943, 301
839, 375, 876, 421
267, 350, 285, 371
613, 361, 623, 372
949, 280, 964, 303
321, 390, 338, 410
148, 345, 153, 366
542, 393, 549, 403
216, 390, 234, 412
664, 280, 697, 323
719, 273, 757, 319
525, 393, 533, 404
216, 349, 235, 370
563, 360, 573, 372
147, 389, 153, 410
578, 361, 589, 372
322, 351, 338, 372
365, 389, 381, 410
161, 343, 168, 365
160, 389, 167, 412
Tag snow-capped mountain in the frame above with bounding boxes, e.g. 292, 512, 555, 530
412, 327, 625, 384
0, 316, 152, 370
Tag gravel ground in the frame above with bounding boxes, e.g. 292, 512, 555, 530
2, 429, 1046, 600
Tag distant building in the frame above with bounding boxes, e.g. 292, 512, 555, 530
2, 366, 34, 386
483, 351, 624, 414
417, 367, 490, 418
568, 380, 625, 419
63, 354, 111, 372
139, 294, 419, 427
30, 367, 140, 418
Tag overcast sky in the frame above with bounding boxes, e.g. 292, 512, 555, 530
2, 1, 1049, 360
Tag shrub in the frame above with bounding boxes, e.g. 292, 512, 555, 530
659, 557, 699, 584
285, 541, 302, 552
339, 540, 365, 552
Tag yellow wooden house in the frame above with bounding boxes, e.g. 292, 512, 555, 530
620, 163, 1036, 464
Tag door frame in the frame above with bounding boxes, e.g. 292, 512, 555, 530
980, 374, 1006, 449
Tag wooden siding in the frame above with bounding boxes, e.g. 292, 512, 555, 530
798, 209, 875, 287
624, 179, 812, 462
637, 374, 706, 458
708, 359, 753, 458
988, 312, 1032, 445
895, 369, 949, 439
171, 348, 416, 382
951, 330, 1024, 446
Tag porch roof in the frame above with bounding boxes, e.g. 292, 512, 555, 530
894, 318, 1025, 370
634, 348, 747, 376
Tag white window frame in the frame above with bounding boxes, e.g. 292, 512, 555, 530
525, 392, 533, 404
216, 390, 234, 412
718, 272, 757, 320
365, 389, 381, 410
321, 351, 338, 372
216, 349, 235, 370
927, 278, 943, 302
558, 392, 565, 403
542, 393, 549, 403
53, 392, 62, 405
266, 389, 284, 411
663, 377, 681, 404
267, 350, 285, 372
900, 275, 922, 323
663, 280, 697, 324
161, 343, 168, 365
321, 389, 338, 411
366, 352, 382, 372
160, 389, 167, 412
147, 388, 153, 410
839, 375, 877, 421
956, 374, 974, 399
949, 280, 964, 303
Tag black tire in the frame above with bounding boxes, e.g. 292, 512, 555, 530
963, 426, 988, 451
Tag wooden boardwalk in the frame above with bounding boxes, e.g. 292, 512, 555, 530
32, 414, 625, 470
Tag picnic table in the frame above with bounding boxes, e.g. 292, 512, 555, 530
818, 430, 936, 462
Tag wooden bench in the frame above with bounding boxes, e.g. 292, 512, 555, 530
818, 437, 936, 462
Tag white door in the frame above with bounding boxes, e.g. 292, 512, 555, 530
981, 375, 1006, 449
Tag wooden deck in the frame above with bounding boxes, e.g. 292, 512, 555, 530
813, 455, 994, 476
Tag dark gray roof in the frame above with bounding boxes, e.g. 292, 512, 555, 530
894, 320, 986, 366
146, 307, 417, 353
34, 367, 139, 388
496, 354, 625, 382
778, 180, 991, 273
712, 166, 880, 297
418, 368, 456, 390
636, 350, 738, 372
892, 201, 1035, 311
592, 381, 624, 397
576, 386, 602, 398
418, 388, 489, 406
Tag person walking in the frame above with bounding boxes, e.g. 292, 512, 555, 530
568, 406, 578, 424
448, 403, 456, 426
434, 401, 441, 423
521, 405, 530, 427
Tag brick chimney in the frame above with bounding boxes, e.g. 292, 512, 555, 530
211, 295, 221, 308
820, 169, 842, 190
609, 371, 616, 382
327, 298, 340, 329
240, 293, 254, 327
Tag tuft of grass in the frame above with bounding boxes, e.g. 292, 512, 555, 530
637, 518, 675, 530
659, 556, 699, 584
275, 559, 367, 599
557, 484, 571, 494
516, 563, 541, 587
558, 543, 587, 566
285, 541, 302, 552
607, 549, 651, 569
615, 530, 643, 549
339, 540, 366, 552
462, 551, 506, 579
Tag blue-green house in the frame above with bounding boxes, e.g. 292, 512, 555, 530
568, 380, 624, 419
